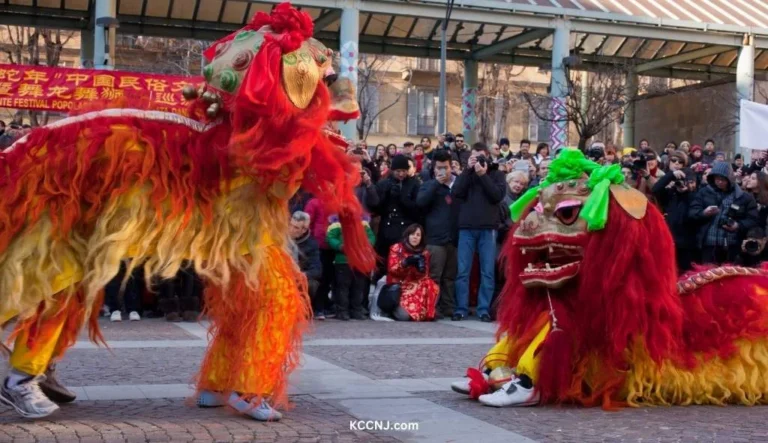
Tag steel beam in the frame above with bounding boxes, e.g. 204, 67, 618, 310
635, 45, 733, 73
313, 9, 341, 30
471, 28, 551, 60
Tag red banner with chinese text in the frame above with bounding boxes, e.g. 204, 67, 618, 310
0, 65, 201, 116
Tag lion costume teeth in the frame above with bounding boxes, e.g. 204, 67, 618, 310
0, 2, 373, 414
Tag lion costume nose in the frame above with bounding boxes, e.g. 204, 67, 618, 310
324, 67, 337, 86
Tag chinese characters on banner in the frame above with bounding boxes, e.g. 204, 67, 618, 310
0, 65, 202, 116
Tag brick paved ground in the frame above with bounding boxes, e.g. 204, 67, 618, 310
303, 344, 490, 380
0, 397, 400, 443
305, 321, 489, 340
419, 391, 768, 442
77, 319, 200, 342
58, 348, 203, 386
1, 318, 766, 442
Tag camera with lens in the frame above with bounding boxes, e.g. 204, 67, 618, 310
444, 133, 455, 145
476, 155, 487, 167
722, 203, 743, 228
631, 152, 648, 173
744, 239, 762, 254
415, 254, 426, 273
586, 146, 605, 162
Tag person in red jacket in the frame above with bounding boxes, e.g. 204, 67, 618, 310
386, 224, 439, 321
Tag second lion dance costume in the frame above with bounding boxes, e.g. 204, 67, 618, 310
452, 149, 768, 408
0, 4, 373, 419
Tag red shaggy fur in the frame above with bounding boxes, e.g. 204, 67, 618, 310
0, 3, 373, 275
496, 197, 768, 407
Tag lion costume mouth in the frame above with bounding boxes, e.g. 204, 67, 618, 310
515, 235, 585, 288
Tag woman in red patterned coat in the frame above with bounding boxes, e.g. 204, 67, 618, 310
387, 224, 440, 321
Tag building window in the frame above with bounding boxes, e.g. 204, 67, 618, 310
407, 87, 437, 136
415, 58, 439, 71
528, 107, 551, 143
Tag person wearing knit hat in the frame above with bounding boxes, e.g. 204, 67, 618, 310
499, 138, 512, 159
689, 145, 705, 172
668, 150, 688, 170
390, 154, 410, 173
651, 164, 698, 272
374, 153, 421, 276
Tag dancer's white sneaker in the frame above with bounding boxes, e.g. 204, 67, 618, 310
478, 379, 540, 407
450, 372, 489, 396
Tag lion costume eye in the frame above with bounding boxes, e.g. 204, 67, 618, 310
554, 201, 582, 225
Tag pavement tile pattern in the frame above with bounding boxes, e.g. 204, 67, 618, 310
58, 348, 203, 386
1, 318, 765, 442
0, 397, 399, 443
303, 344, 490, 380
420, 390, 768, 442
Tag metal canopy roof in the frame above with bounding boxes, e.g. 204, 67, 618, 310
2, 0, 768, 80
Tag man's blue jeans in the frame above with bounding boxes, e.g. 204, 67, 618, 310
454, 229, 496, 317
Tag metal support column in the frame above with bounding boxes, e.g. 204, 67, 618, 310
549, 19, 570, 151
623, 70, 638, 148
80, 30, 94, 68
338, 6, 360, 141
736, 34, 755, 159
462, 59, 478, 144
94, 0, 117, 70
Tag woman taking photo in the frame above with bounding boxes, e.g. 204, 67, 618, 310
386, 224, 439, 321
743, 171, 768, 231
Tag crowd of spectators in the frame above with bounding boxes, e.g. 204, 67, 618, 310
0, 121, 32, 149
290, 133, 768, 323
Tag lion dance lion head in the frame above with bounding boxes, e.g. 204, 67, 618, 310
496, 149, 687, 407
183, 3, 372, 272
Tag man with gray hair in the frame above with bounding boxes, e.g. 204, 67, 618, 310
290, 211, 323, 317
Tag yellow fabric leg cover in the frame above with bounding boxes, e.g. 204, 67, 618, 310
515, 322, 551, 384
9, 310, 67, 376
197, 246, 310, 410
483, 336, 511, 371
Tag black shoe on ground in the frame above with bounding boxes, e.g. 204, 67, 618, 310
39, 365, 76, 404
480, 314, 492, 323
451, 313, 465, 321
434, 312, 444, 320
337, 312, 350, 321
350, 312, 365, 320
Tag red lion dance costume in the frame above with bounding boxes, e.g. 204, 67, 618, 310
0, 4, 373, 419
452, 149, 768, 409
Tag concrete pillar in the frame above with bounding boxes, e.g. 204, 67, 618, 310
80, 30, 94, 68
338, 6, 359, 141
94, 0, 117, 70
462, 60, 478, 144
736, 34, 755, 159
549, 19, 570, 151
622, 70, 638, 149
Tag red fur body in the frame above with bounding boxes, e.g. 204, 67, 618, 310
496, 198, 768, 407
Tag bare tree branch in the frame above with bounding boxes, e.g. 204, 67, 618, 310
519, 61, 638, 150
356, 54, 412, 140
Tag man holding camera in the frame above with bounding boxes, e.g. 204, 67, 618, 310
452, 143, 507, 322
417, 150, 460, 319
652, 153, 697, 272
689, 161, 759, 265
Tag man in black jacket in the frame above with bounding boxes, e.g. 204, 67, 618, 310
290, 211, 323, 315
374, 154, 420, 274
416, 150, 459, 319
652, 166, 698, 273
452, 143, 507, 322
688, 161, 759, 265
